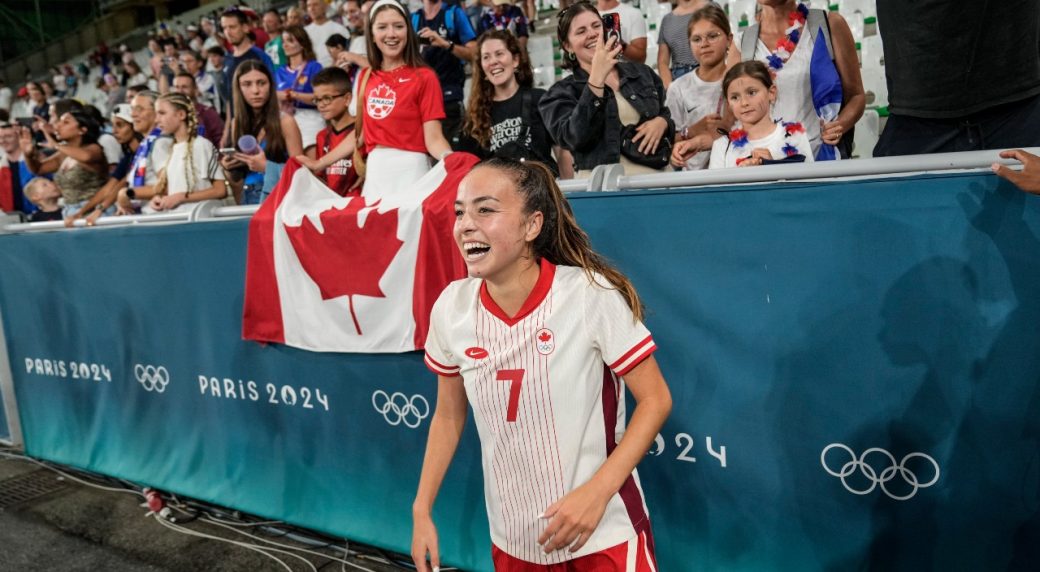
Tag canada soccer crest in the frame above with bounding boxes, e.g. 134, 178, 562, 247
367, 83, 397, 120
535, 328, 555, 355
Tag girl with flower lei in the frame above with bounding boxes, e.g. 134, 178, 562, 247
741, 0, 864, 158
707, 61, 814, 168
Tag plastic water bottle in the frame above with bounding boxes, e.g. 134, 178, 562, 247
238, 134, 260, 155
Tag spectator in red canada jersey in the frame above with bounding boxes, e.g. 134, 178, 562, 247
357, 0, 451, 200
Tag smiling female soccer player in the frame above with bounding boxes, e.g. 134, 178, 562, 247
412, 158, 672, 571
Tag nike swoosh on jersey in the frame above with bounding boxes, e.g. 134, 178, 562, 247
398, 78, 412, 83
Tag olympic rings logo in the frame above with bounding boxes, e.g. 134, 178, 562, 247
372, 390, 430, 429
134, 364, 170, 393
821, 443, 940, 501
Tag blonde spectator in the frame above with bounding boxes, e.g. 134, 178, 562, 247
23, 177, 63, 222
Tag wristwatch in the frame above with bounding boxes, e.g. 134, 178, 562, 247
446, 40, 455, 51
125, 187, 136, 200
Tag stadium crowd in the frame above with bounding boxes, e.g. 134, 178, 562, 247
0, 0, 1039, 225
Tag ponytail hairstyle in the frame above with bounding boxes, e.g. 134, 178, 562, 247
477, 158, 645, 321
464, 30, 534, 149
153, 92, 200, 197
229, 59, 286, 160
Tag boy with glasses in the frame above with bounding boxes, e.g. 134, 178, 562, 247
299, 67, 358, 196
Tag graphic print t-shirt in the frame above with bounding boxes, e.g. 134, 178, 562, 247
484, 88, 557, 172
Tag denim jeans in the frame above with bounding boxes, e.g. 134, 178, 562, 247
671, 64, 698, 81
242, 182, 269, 205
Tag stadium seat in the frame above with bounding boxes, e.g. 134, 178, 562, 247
860, 34, 884, 69
728, 0, 756, 30
852, 108, 879, 159
861, 67, 888, 109
845, 10, 864, 43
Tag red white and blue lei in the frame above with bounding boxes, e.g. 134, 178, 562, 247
765, 3, 810, 73
731, 121, 805, 165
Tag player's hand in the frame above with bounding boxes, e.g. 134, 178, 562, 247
993, 149, 1040, 194
411, 512, 440, 572
537, 481, 611, 553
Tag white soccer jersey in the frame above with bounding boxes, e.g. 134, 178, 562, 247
424, 260, 657, 564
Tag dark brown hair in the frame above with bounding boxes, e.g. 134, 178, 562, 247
722, 60, 773, 97
463, 31, 534, 149
475, 158, 645, 321
556, 1, 599, 71
282, 25, 317, 62
365, 1, 425, 70
229, 59, 287, 160
688, 4, 731, 37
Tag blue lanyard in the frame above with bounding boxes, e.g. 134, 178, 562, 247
131, 128, 162, 188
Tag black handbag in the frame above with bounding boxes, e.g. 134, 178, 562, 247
620, 122, 672, 170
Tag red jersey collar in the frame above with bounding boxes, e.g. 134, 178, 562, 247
479, 258, 556, 326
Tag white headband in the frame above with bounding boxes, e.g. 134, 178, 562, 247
369, 0, 407, 20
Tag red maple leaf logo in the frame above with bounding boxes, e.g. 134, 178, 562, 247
284, 198, 403, 335
538, 331, 552, 342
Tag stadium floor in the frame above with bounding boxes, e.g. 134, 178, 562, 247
0, 453, 405, 572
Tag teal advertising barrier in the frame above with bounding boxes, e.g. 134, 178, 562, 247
1, 171, 1039, 570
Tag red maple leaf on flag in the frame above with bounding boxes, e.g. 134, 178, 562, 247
284, 197, 403, 335
538, 331, 552, 343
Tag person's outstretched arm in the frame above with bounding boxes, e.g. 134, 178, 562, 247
412, 374, 469, 572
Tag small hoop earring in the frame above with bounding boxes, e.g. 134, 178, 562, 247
566, 51, 576, 61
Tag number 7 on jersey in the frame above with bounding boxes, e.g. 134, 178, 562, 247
496, 369, 525, 422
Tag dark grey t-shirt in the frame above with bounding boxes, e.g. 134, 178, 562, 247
877, 0, 1040, 118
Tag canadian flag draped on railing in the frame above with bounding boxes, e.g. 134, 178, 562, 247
242, 154, 479, 353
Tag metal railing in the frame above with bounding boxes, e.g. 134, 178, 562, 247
2, 148, 1033, 234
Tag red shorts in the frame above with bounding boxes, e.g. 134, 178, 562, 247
491, 531, 657, 572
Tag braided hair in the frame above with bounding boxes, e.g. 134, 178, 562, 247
154, 92, 200, 197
